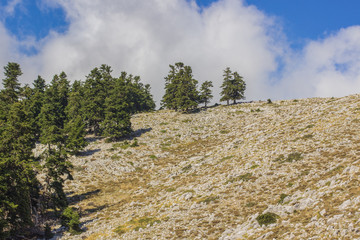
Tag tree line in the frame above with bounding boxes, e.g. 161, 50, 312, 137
0, 62, 155, 238
0, 60, 244, 238
161, 62, 246, 112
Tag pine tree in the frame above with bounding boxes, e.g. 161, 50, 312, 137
162, 62, 199, 112
2, 62, 22, 104
43, 148, 72, 210
64, 81, 87, 155
33, 75, 46, 92
220, 67, 233, 105
30, 76, 46, 141
39, 75, 65, 147
199, 81, 213, 108
220, 67, 246, 105
0, 101, 39, 235
103, 77, 132, 140
82, 66, 109, 135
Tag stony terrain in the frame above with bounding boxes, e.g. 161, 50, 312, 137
55, 94, 360, 239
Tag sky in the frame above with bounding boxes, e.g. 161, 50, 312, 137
1, 0, 360, 105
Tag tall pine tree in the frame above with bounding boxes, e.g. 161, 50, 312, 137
199, 81, 213, 108
161, 62, 199, 112
220, 67, 246, 105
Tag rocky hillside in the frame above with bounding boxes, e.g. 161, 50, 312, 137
56, 94, 360, 239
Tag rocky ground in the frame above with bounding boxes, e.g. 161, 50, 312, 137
54, 94, 360, 239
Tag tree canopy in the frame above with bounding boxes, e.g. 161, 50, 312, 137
220, 67, 246, 105
161, 62, 200, 112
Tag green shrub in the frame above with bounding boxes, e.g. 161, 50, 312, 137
61, 207, 81, 235
274, 153, 302, 163
130, 138, 139, 147
226, 173, 253, 184
267, 99, 272, 104
256, 212, 279, 226
278, 194, 288, 204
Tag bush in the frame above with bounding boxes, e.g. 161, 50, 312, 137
256, 212, 279, 226
61, 207, 81, 234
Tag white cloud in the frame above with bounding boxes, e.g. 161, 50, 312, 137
1, 0, 360, 105
16, 0, 285, 104
277, 26, 360, 99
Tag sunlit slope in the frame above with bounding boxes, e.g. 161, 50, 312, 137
61, 94, 360, 239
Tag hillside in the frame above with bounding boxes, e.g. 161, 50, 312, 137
56, 94, 360, 239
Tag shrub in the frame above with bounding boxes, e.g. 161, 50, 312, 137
256, 212, 279, 226
267, 99, 272, 104
130, 138, 139, 147
61, 207, 81, 234
278, 194, 288, 204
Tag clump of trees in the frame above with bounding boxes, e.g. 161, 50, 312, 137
0, 62, 155, 238
161, 62, 214, 112
161, 63, 246, 111
220, 67, 246, 105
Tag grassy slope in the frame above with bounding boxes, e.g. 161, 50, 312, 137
62, 94, 360, 239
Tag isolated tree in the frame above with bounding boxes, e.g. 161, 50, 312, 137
199, 81, 213, 108
220, 67, 246, 105
161, 62, 199, 112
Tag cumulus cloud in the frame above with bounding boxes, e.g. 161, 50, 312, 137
277, 26, 360, 99
1, 0, 360, 105
8, 0, 285, 104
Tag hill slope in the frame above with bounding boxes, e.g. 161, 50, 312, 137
59, 94, 360, 239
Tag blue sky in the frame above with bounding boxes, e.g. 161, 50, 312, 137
1, 0, 360, 102
3, 0, 360, 53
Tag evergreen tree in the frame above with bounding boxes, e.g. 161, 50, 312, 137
121, 73, 155, 114
220, 67, 246, 105
103, 77, 132, 140
42, 148, 72, 210
0, 101, 39, 235
82, 66, 109, 135
39, 75, 65, 147
161, 62, 199, 112
30, 76, 46, 141
64, 80, 87, 155
1, 62, 22, 104
33, 75, 46, 92
220, 67, 233, 105
199, 81, 213, 108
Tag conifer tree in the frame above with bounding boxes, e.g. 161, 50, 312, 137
2, 62, 22, 104
42, 148, 72, 210
162, 62, 199, 112
30, 76, 46, 141
199, 81, 213, 108
0, 101, 39, 235
103, 77, 132, 140
39, 75, 65, 147
64, 80, 87, 154
220, 67, 246, 105
82, 66, 109, 135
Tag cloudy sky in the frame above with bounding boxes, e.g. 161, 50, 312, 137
1, 0, 360, 105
